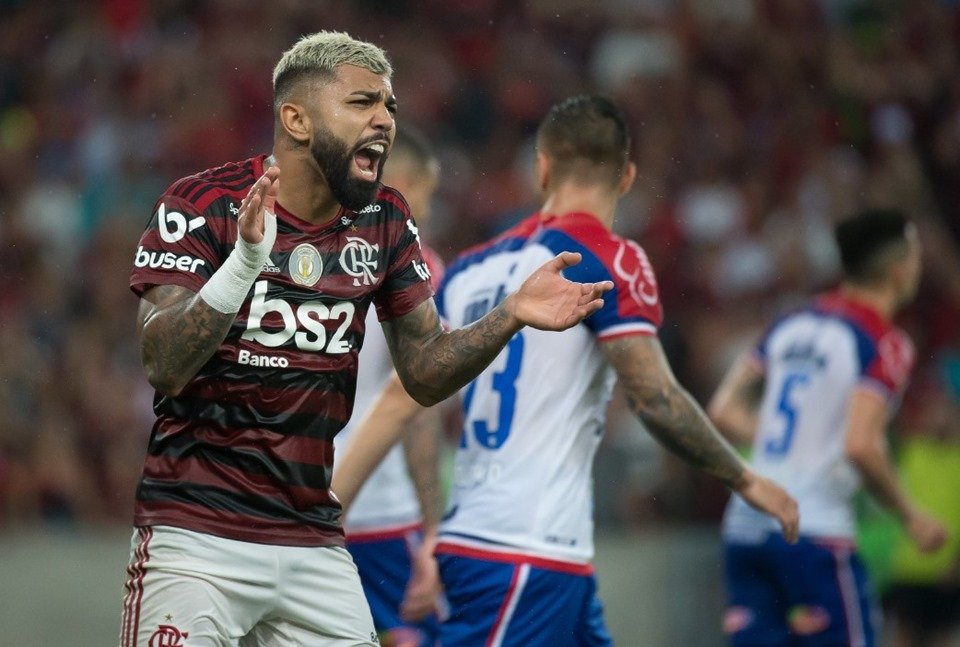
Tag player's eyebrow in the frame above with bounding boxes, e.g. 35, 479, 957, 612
349, 90, 398, 112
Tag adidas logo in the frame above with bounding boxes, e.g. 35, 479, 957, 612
261, 257, 281, 274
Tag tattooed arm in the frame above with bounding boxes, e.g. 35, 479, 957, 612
602, 335, 799, 542
136, 169, 280, 397
383, 251, 612, 406
137, 285, 235, 396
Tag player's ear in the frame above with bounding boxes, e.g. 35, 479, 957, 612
535, 151, 551, 192
279, 102, 311, 145
618, 160, 637, 196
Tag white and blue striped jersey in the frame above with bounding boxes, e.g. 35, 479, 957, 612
724, 291, 914, 542
436, 212, 663, 566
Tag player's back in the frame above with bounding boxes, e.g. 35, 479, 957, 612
437, 213, 661, 565
724, 291, 914, 542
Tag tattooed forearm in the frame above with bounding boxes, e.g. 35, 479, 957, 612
603, 337, 747, 490
629, 385, 746, 489
383, 299, 521, 406
137, 284, 236, 395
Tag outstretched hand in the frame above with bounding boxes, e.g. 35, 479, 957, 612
238, 166, 280, 245
505, 252, 613, 331
737, 471, 800, 544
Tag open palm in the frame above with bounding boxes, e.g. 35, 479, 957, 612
510, 252, 613, 330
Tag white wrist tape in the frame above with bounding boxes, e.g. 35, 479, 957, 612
199, 210, 277, 314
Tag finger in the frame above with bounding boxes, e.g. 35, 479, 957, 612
596, 280, 614, 294
781, 501, 799, 544
263, 165, 280, 182
263, 169, 280, 211
246, 192, 262, 218
580, 281, 614, 301
548, 251, 582, 272
248, 174, 271, 204
563, 299, 607, 327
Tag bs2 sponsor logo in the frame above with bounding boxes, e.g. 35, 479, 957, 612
241, 280, 356, 354
134, 247, 206, 274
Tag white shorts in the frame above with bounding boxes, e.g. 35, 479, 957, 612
119, 525, 378, 646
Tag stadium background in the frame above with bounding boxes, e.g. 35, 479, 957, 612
1, 0, 959, 644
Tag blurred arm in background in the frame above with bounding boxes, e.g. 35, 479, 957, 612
331, 370, 443, 622
845, 388, 947, 554
707, 354, 765, 447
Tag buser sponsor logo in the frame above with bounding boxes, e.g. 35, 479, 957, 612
134, 246, 206, 274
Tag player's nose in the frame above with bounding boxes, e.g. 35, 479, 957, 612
370, 102, 394, 132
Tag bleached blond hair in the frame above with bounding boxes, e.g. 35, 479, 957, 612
272, 31, 392, 109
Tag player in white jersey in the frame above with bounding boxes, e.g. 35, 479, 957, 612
709, 209, 948, 647
334, 95, 799, 646
332, 126, 445, 647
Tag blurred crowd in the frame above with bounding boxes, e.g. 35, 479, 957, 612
0, 0, 958, 563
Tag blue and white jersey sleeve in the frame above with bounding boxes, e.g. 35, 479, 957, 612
533, 214, 663, 340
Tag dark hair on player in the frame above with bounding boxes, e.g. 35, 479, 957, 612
835, 209, 911, 284
536, 94, 630, 187
390, 124, 437, 172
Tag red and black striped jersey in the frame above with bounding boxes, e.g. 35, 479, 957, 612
129, 154, 433, 546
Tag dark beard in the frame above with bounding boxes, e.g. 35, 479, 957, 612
310, 124, 384, 212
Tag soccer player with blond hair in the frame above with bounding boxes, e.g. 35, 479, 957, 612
121, 31, 611, 646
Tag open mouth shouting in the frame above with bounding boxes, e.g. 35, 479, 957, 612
352, 140, 388, 181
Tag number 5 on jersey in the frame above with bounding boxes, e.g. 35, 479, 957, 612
764, 372, 810, 457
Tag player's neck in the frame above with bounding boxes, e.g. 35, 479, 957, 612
837, 282, 898, 320
267, 151, 342, 225
539, 182, 617, 229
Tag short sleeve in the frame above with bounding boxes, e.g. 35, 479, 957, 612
537, 226, 662, 340
130, 192, 224, 297
862, 329, 915, 400
373, 212, 434, 321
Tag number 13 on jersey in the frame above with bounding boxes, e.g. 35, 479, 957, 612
461, 333, 525, 450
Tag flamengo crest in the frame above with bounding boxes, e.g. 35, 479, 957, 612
340, 236, 380, 286
149, 624, 188, 646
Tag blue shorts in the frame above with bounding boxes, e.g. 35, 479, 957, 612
723, 533, 876, 647
437, 546, 612, 647
346, 527, 439, 647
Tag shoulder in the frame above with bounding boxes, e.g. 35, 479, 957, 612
373, 184, 413, 219
443, 215, 542, 284
159, 157, 261, 216
875, 326, 915, 384
346, 185, 416, 243
539, 213, 659, 306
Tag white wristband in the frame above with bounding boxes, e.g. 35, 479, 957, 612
199, 210, 277, 314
